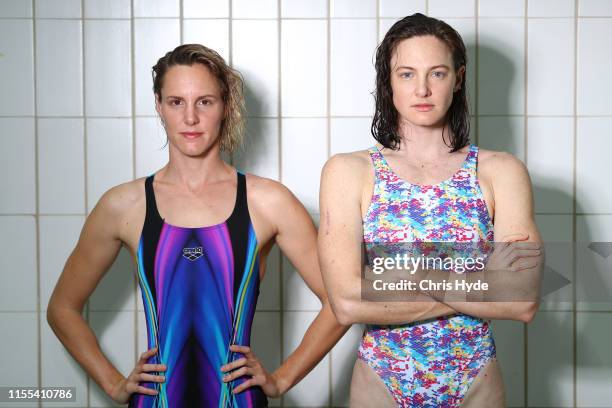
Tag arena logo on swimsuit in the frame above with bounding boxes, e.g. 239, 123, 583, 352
182, 246, 203, 261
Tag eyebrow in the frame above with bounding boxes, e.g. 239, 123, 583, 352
396, 65, 451, 71
165, 95, 218, 99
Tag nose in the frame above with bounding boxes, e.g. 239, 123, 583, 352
415, 75, 432, 98
184, 104, 199, 126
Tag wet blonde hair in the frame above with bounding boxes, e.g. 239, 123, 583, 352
152, 44, 245, 153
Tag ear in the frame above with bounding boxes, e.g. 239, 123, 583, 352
454, 65, 465, 92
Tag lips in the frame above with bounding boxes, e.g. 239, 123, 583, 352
180, 132, 203, 139
413, 104, 434, 112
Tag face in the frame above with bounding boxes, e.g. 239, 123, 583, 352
155, 63, 225, 157
389, 35, 464, 129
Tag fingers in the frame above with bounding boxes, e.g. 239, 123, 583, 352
232, 378, 259, 394
510, 257, 540, 272
223, 366, 251, 382
138, 347, 158, 363
229, 344, 252, 355
138, 373, 166, 383
221, 357, 247, 373
500, 232, 529, 242
126, 383, 159, 396
141, 363, 167, 373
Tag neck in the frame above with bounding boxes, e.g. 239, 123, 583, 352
395, 120, 454, 161
158, 144, 233, 189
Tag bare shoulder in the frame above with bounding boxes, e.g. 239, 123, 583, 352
94, 177, 145, 216
477, 148, 530, 182
322, 150, 371, 180
245, 173, 295, 207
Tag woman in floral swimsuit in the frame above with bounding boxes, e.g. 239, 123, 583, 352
318, 13, 542, 407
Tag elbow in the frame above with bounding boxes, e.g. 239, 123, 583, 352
517, 302, 538, 323
330, 298, 357, 326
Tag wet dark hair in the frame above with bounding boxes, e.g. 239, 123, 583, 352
371, 13, 470, 151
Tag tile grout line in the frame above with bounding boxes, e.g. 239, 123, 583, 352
179, 0, 183, 44
326, 0, 332, 403
130, 0, 139, 379
32, 0, 41, 406
522, 0, 529, 405
277, 2, 285, 405
572, 0, 578, 406
80, 0, 92, 406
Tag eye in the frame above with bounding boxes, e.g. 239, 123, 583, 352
432, 71, 446, 78
168, 99, 182, 106
198, 99, 212, 106
400, 72, 413, 79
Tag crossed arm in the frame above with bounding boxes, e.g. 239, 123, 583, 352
318, 152, 542, 326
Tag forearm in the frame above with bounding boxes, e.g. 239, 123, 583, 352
271, 301, 348, 394
47, 305, 125, 395
333, 274, 457, 325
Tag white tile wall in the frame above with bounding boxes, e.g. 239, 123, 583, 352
576, 215, 612, 312
0, 313, 38, 387
182, 19, 230, 62
0, 216, 37, 311
0, 20, 34, 115
135, 117, 169, 178
35, 0, 81, 18
0, 0, 31, 18
281, 0, 327, 18
281, 20, 327, 117
89, 311, 135, 407
576, 118, 612, 214
491, 319, 524, 407
40, 315, 88, 407
234, 118, 280, 180
183, 0, 229, 18
331, 0, 376, 18
429, 0, 475, 18
577, 312, 612, 406
134, 0, 179, 17
134, 19, 181, 116
528, 19, 574, 116
528, 311, 574, 407
528, 0, 575, 17
379, 0, 426, 17
37, 118, 85, 214
86, 118, 133, 212
0, 118, 36, 213
330, 19, 377, 116
35, 20, 83, 116
232, 20, 279, 117
85, 20, 132, 117
281, 118, 327, 212
577, 19, 612, 116
527, 117, 574, 213
39, 216, 85, 312
233, 0, 278, 19
479, 0, 525, 17
283, 311, 330, 406
84, 0, 131, 19
477, 116, 526, 160
579, 0, 612, 16
2, 2, 612, 406
478, 18, 525, 115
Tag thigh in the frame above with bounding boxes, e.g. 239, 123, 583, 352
460, 357, 505, 408
349, 358, 397, 408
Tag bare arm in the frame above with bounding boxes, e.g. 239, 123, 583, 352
46, 186, 131, 397
439, 153, 543, 322
318, 154, 457, 326
263, 183, 349, 394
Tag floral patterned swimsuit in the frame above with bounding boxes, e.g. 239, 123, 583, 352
359, 144, 496, 407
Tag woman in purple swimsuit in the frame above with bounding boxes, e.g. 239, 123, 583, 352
319, 13, 543, 407
47, 44, 347, 407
